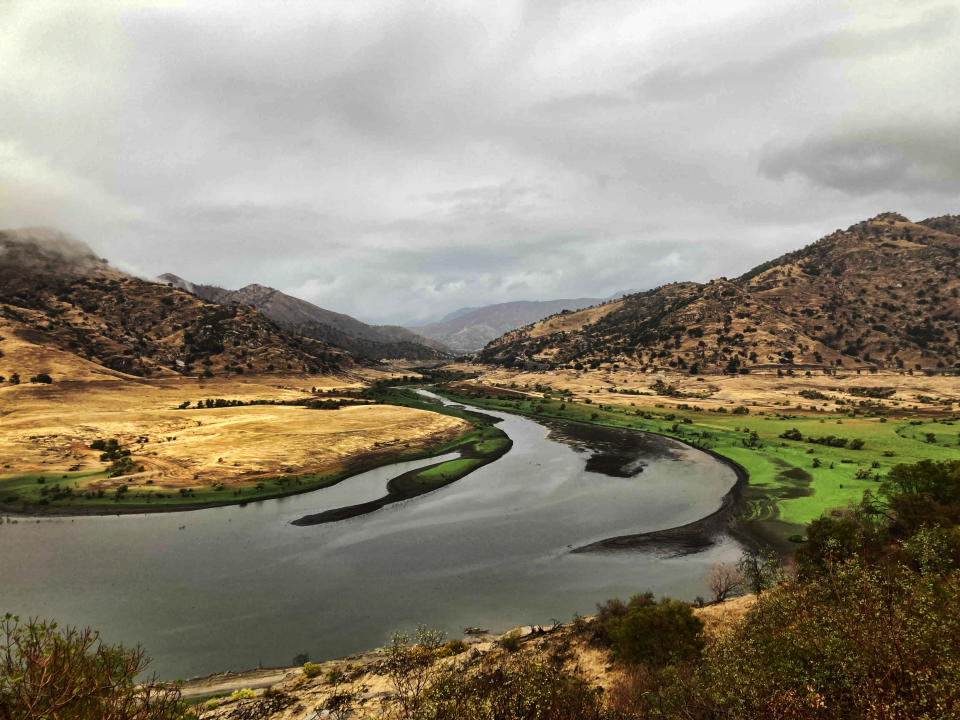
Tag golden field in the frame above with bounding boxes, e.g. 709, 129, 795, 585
446, 363, 960, 416
0, 367, 469, 497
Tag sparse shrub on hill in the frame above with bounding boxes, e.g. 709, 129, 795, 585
29, 373, 52, 383
419, 644, 604, 720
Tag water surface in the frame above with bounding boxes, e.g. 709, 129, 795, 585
0, 394, 740, 679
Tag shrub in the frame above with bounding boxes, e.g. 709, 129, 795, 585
595, 593, 703, 667
420, 649, 604, 720
498, 631, 521, 652
302, 661, 322, 678
29, 373, 53, 384
779, 428, 803, 441
0, 614, 187, 719
384, 626, 446, 717
229, 688, 256, 701
695, 559, 960, 719
607, 599, 704, 666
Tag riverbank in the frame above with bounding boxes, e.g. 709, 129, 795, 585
436, 379, 960, 548
178, 595, 757, 716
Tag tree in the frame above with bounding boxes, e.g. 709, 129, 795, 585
737, 547, 783, 594
0, 614, 188, 719
706, 562, 744, 602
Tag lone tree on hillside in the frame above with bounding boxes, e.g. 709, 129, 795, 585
707, 562, 744, 603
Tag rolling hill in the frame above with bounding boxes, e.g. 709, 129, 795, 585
159, 274, 449, 362
480, 213, 960, 374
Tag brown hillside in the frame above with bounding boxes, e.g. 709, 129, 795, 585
481, 213, 960, 374
0, 229, 350, 382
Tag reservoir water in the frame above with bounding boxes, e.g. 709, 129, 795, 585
0, 392, 740, 679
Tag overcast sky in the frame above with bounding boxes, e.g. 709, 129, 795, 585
2, 1, 959, 324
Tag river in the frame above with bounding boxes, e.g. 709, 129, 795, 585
0, 392, 741, 680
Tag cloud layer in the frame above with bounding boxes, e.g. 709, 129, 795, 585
2, 0, 959, 323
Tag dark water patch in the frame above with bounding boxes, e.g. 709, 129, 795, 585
536, 418, 682, 478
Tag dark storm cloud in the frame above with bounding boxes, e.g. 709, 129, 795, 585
759, 124, 960, 196
2, 1, 959, 323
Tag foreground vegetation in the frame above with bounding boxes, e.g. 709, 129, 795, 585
438, 382, 960, 545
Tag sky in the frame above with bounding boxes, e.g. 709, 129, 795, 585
2, 0, 959, 325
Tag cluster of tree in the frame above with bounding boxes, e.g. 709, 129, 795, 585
176, 397, 356, 410
778, 428, 865, 449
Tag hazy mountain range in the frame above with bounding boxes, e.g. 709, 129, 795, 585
410, 293, 635, 353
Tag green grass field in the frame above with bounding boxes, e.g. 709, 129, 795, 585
437, 386, 960, 544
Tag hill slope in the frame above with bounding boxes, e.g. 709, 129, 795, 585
481, 213, 960, 373
411, 297, 610, 353
0, 229, 349, 381
159, 274, 448, 361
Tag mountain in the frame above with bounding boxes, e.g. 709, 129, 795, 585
159, 274, 449, 362
0, 228, 349, 380
480, 213, 960, 373
411, 297, 611, 353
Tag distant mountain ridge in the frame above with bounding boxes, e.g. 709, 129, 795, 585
481, 213, 960, 374
0, 229, 349, 380
411, 297, 616, 353
159, 274, 448, 362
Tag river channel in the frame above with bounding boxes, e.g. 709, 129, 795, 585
0, 392, 740, 679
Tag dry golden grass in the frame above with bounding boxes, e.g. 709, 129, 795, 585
520, 299, 624, 339
459, 365, 960, 416
0, 372, 469, 494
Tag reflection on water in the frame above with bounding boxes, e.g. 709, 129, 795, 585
0, 394, 740, 679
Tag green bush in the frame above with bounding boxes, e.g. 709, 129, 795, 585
302, 661, 322, 678
694, 560, 960, 719
0, 614, 189, 719
594, 593, 703, 667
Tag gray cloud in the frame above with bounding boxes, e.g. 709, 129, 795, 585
1, 0, 959, 324
759, 124, 960, 196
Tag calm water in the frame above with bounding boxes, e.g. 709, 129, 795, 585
0, 393, 740, 679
